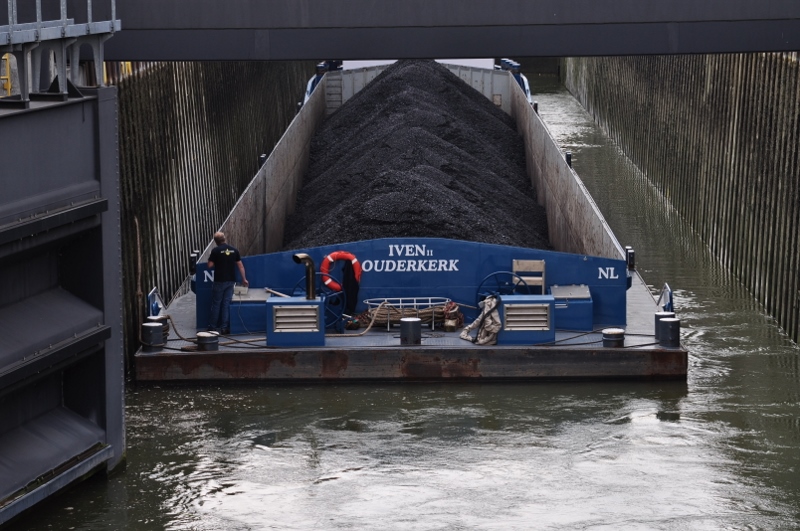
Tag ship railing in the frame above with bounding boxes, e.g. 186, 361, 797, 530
656, 283, 674, 312
364, 297, 452, 331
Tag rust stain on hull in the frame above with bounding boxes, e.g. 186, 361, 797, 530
321, 351, 349, 377
400, 353, 482, 379
648, 349, 688, 376
139, 351, 298, 380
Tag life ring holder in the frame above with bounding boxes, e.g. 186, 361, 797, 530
320, 251, 362, 292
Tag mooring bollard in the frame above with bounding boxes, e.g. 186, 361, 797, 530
197, 331, 219, 351
400, 317, 422, 345
146, 315, 170, 342
625, 246, 636, 270
141, 322, 165, 352
658, 318, 681, 348
654, 311, 676, 340
602, 328, 625, 347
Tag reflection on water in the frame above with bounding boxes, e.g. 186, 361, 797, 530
12, 78, 800, 531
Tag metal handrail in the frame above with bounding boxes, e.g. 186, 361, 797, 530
1, 0, 120, 98
364, 297, 452, 331
656, 283, 674, 312
364, 296, 452, 310
2, 0, 118, 42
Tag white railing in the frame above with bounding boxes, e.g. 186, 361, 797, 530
363, 297, 453, 331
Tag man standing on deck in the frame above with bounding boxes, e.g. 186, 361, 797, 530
207, 231, 248, 334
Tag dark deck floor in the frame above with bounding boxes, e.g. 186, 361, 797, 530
135, 273, 687, 382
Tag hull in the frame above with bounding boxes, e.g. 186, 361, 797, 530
136, 270, 687, 382
137, 343, 687, 382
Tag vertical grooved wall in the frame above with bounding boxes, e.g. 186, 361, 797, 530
115, 61, 312, 361
563, 54, 800, 342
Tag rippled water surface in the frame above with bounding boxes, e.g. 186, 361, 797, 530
13, 77, 800, 530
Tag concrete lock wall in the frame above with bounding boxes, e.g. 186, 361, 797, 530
115, 61, 313, 360
562, 53, 800, 342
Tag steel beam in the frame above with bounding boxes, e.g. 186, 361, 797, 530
101, 0, 800, 60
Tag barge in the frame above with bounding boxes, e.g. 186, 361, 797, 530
135, 61, 687, 382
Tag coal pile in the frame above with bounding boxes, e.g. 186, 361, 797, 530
282, 59, 551, 251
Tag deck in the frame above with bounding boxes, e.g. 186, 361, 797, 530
134, 273, 687, 382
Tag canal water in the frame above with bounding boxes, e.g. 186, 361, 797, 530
13, 77, 800, 530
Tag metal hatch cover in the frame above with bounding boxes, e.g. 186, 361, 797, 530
549, 284, 591, 300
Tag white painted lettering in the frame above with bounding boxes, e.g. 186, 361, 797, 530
598, 267, 619, 279
204, 270, 214, 282
354, 248, 460, 274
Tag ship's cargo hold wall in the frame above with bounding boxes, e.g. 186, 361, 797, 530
507, 72, 625, 260
322, 64, 624, 259
116, 61, 313, 359
562, 54, 800, 342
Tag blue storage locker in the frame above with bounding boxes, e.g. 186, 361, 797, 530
549, 284, 593, 331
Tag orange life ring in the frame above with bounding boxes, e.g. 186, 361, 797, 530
320, 251, 362, 292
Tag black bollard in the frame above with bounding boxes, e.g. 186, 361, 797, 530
197, 331, 220, 351
400, 318, 422, 345
625, 246, 636, 270
654, 311, 675, 340
141, 322, 165, 352
658, 318, 681, 348
602, 328, 625, 347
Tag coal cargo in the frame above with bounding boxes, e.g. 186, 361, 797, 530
282, 60, 551, 251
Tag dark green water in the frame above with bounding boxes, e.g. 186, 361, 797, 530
11, 78, 800, 530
